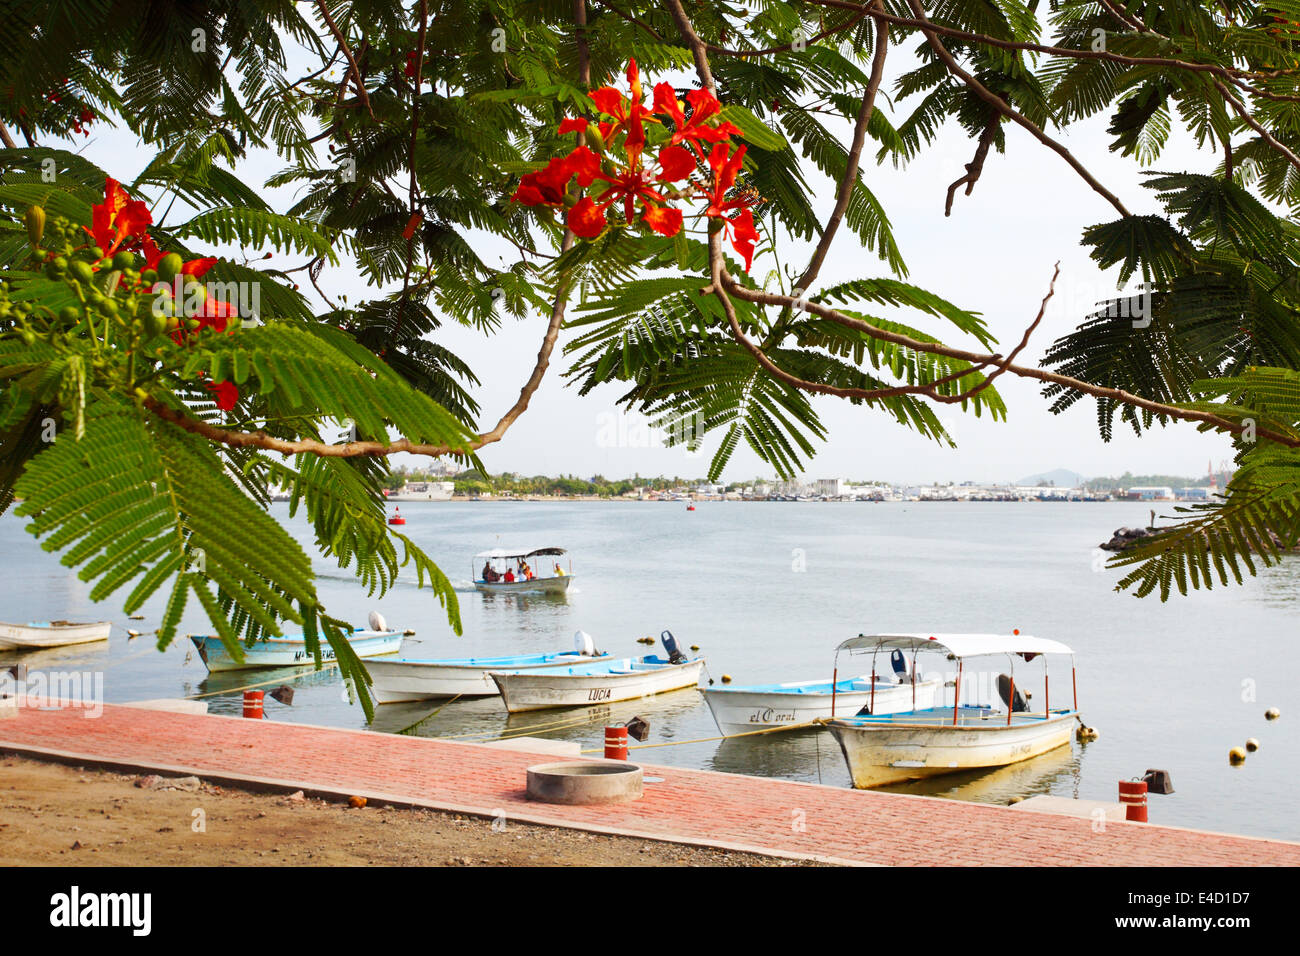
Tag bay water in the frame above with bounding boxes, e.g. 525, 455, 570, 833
3, 500, 1296, 843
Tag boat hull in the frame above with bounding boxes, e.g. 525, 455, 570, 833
493, 658, 705, 713
0, 621, 112, 650
190, 631, 403, 672
474, 576, 573, 595
827, 710, 1076, 788
367, 652, 610, 704
704, 678, 941, 737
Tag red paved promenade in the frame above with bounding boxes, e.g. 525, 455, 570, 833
3, 702, 1297, 866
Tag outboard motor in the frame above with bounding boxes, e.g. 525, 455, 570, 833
573, 629, 597, 657
661, 629, 688, 664
890, 649, 909, 683
996, 673, 1028, 713
368, 610, 388, 633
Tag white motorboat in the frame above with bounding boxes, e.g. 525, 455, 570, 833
492, 631, 704, 713
367, 631, 611, 703
190, 612, 403, 672
704, 670, 942, 736
0, 620, 112, 650
825, 633, 1080, 788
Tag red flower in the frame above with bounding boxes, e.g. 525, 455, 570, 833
641, 205, 683, 237
205, 380, 239, 411
655, 145, 695, 183
724, 207, 759, 270
558, 117, 589, 136
512, 146, 600, 208
86, 178, 152, 257
700, 143, 759, 269
404, 51, 419, 78
567, 197, 606, 239
590, 59, 656, 156
701, 142, 748, 218
653, 84, 741, 159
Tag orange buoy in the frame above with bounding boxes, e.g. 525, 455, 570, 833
686, 504, 695, 511
1118, 779, 1148, 822
604, 726, 629, 760
388, 506, 406, 526
242, 690, 264, 719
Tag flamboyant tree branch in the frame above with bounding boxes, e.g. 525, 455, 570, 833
659, 0, 1300, 451
804, 0, 1300, 104
314, 0, 374, 118
901, 0, 1131, 218
792, 0, 888, 296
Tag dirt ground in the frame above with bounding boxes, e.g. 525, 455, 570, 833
0, 754, 824, 866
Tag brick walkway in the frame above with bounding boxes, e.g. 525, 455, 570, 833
3, 702, 1297, 866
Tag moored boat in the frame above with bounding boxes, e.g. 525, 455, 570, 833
473, 545, 574, 594
190, 615, 403, 672
0, 620, 112, 650
704, 669, 942, 736
492, 631, 704, 713
825, 633, 1080, 788
367, 631, 611, 703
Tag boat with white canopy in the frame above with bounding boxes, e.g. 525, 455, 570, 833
704, 662, 942, 737
473, 546, 573, 594
825, 633, 1080, 788
367, 630, 611, 703
0, 620, 112, 650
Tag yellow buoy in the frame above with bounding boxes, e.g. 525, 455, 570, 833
1265, 707, 1281, 721
720, 674, 732, 684
690, 645, 700, 651
1245, 738, 1260, 753
1229, 746, 1247, 765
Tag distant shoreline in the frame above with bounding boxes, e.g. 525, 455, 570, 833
375, 494, 1167, 504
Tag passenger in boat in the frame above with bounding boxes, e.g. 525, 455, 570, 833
520, 560, 533, 581
503, 568, 516, 583
481, 561, 500, 583
553, 563, 565, 577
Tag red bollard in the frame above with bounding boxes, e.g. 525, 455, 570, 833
1118, 779, 1148, 822
604, 726, 628, 760
242, 690, 264, 719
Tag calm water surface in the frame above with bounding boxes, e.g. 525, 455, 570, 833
2, 501, 1296, 841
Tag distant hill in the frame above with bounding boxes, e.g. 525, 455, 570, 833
1015, 468, 1088, 487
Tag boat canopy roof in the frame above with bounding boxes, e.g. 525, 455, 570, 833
836, 633, 1074, 659
474, 546, 566, 560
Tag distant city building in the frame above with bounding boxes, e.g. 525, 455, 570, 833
1126, 486, 1175, 501
1176, 487, 1210, 501
812, 478, 847, 497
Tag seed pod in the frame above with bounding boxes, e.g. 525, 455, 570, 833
112, 250, 135, 270
58, 306, 80, 325
68, 260, 95, 285
145, 310, 167, 338
585, 122, 606, 154
24, 205, 45, 246
157, 253, 184, 285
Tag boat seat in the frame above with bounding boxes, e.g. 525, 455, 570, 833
996, 674, 1029, 712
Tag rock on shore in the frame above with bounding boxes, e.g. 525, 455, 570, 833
1100, 525, 1299, 552
1099, 527, 1157, 552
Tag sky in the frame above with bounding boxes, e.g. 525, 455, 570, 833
56, 27, 1237, 486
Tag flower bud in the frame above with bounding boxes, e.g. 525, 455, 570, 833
157, 253, 184, 285
24, 205, 45, 246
